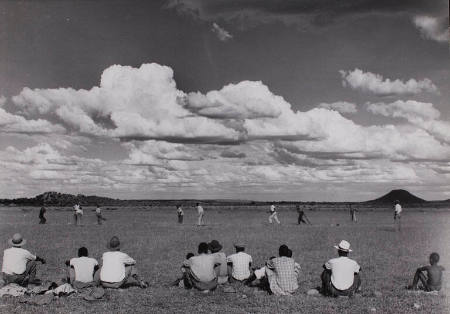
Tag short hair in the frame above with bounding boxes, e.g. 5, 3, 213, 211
78, 247, 88, 257
338, 250, 348, 257
236, 246, 245, 253
279, 244, 289, 257
430, 252, 440, 264
198, 242, 209, 254
287, 249, 293, 258
186, 252, 194, 259
196, 203, 200, 206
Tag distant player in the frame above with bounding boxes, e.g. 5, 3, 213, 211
349, 204, 357, 223
95, 204, 107, 225
297, 205, 311, 225
177, 205, 184, 224
394, 200, 402, 231
73, 203, 83, 226
38, 206, 47, 224
196, 203, 204, 226
268, 204, 280, 224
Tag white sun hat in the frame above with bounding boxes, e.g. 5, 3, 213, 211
334, 240, 352, 252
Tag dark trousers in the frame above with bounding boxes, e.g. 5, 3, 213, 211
298, 216, 307, 224
2, 261, 38, 286
178, 215, 183, 224
321, 270, 361, 297
39, 217, 46, 224
97, 214, 106, 225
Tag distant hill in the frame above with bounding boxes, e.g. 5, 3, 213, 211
366, 189, 426, 204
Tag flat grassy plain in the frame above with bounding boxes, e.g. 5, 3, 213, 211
1, 205, 450, 313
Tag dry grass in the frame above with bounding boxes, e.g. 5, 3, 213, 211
0, 205, 449, 313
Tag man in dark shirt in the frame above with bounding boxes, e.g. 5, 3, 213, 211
38, 207, 46, 224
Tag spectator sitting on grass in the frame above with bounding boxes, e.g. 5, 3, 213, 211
65, 247, 100, 289
99, 236, 148, 289
245, 245, 301, 295
408, 252, 444, 291
227, 243, 253, 283
2, 233, 46, 286
170, 252, 194, 287
321, 240, 361, 297
208, 240, 228, 284
181, 242, 220, 292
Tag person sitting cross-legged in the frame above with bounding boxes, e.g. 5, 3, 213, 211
321, 240, 361, 297
65, 247, 100, 289
408, 252, 444, 292
99, 236, 148, 289
227, 243, 253, 283
246, 245, 301, 295
181, 242, 220, 292
208, 240, 228, 284
2, 233, 46, 286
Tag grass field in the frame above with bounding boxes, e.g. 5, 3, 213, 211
1, 205, 450, 313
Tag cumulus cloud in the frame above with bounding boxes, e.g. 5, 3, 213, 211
367, 100, 450, 144
367, 100, 440, 121
0, 107, 65, 134
340, 68, 438, 95
413, 16, 449, 43
12, 64, 239, 143
318, 101, 357, 114
211, 23, 233, 41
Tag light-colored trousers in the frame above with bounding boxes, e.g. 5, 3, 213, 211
269, 212, 280, 224
198, 212, 204, 225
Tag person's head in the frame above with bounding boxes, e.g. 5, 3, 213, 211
234, 243, 245, 253
186, 252, 194, 259
279, 244, 290, 257
196, 203, 200, 206
96, 204, 100, 208
8, 233, 26, 247
394, 200, 400, 205
176, 205, 181, 209
287, 249, 293, 258
106, 236, 121, 251
198, 242, 209, 254
334, 240, 352, 257
430, 252, 440, 265
78, 247, 88, 257
208, 240, 223, 253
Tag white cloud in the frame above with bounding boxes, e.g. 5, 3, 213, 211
367, 100, 440, 121
0, 107, 65, 134
318, 101, 357, 114
413, 16, 449, 43
340, 68, 438, 95
211, 23, 233, 41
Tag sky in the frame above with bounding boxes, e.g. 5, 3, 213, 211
0, 0, 449, 201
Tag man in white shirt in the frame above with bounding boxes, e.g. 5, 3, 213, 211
394, 200, 402, 231
321, 240, 361, 297
73, 203, 83, 226
197, 203, 205, 226
268, 204, 280, 224
227, 243, 253, 282
181, 242, 220, 292
65, 247, 99, 289
100, 236, 148, 289
2, 233, 46, 286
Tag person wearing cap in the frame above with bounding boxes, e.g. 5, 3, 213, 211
394, 200, 402, 231
65, 247, 100, 289
208, 240, 228, 284
99, 236, 148, 289
247, 244, 301, 295
197, 203, 205, 226
227, 243, 253, 282
321, 240, 361, 297
268, 204, 280, 224
1, 233, 46, 286
181, 242, 220, 292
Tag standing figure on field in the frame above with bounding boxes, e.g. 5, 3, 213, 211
197, 203, 205, 226
297, 205, 311, 225
73, 202, 83, 226
268, 204, 280, 224
38, 206, 47, 224
95, 204, 107, 225
349, 204, 357, 223
394, 200, 402, 231
177, 205, 184, 224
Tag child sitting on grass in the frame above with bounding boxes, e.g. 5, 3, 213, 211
408, 252, 444, 291
170, 252, 194, 287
